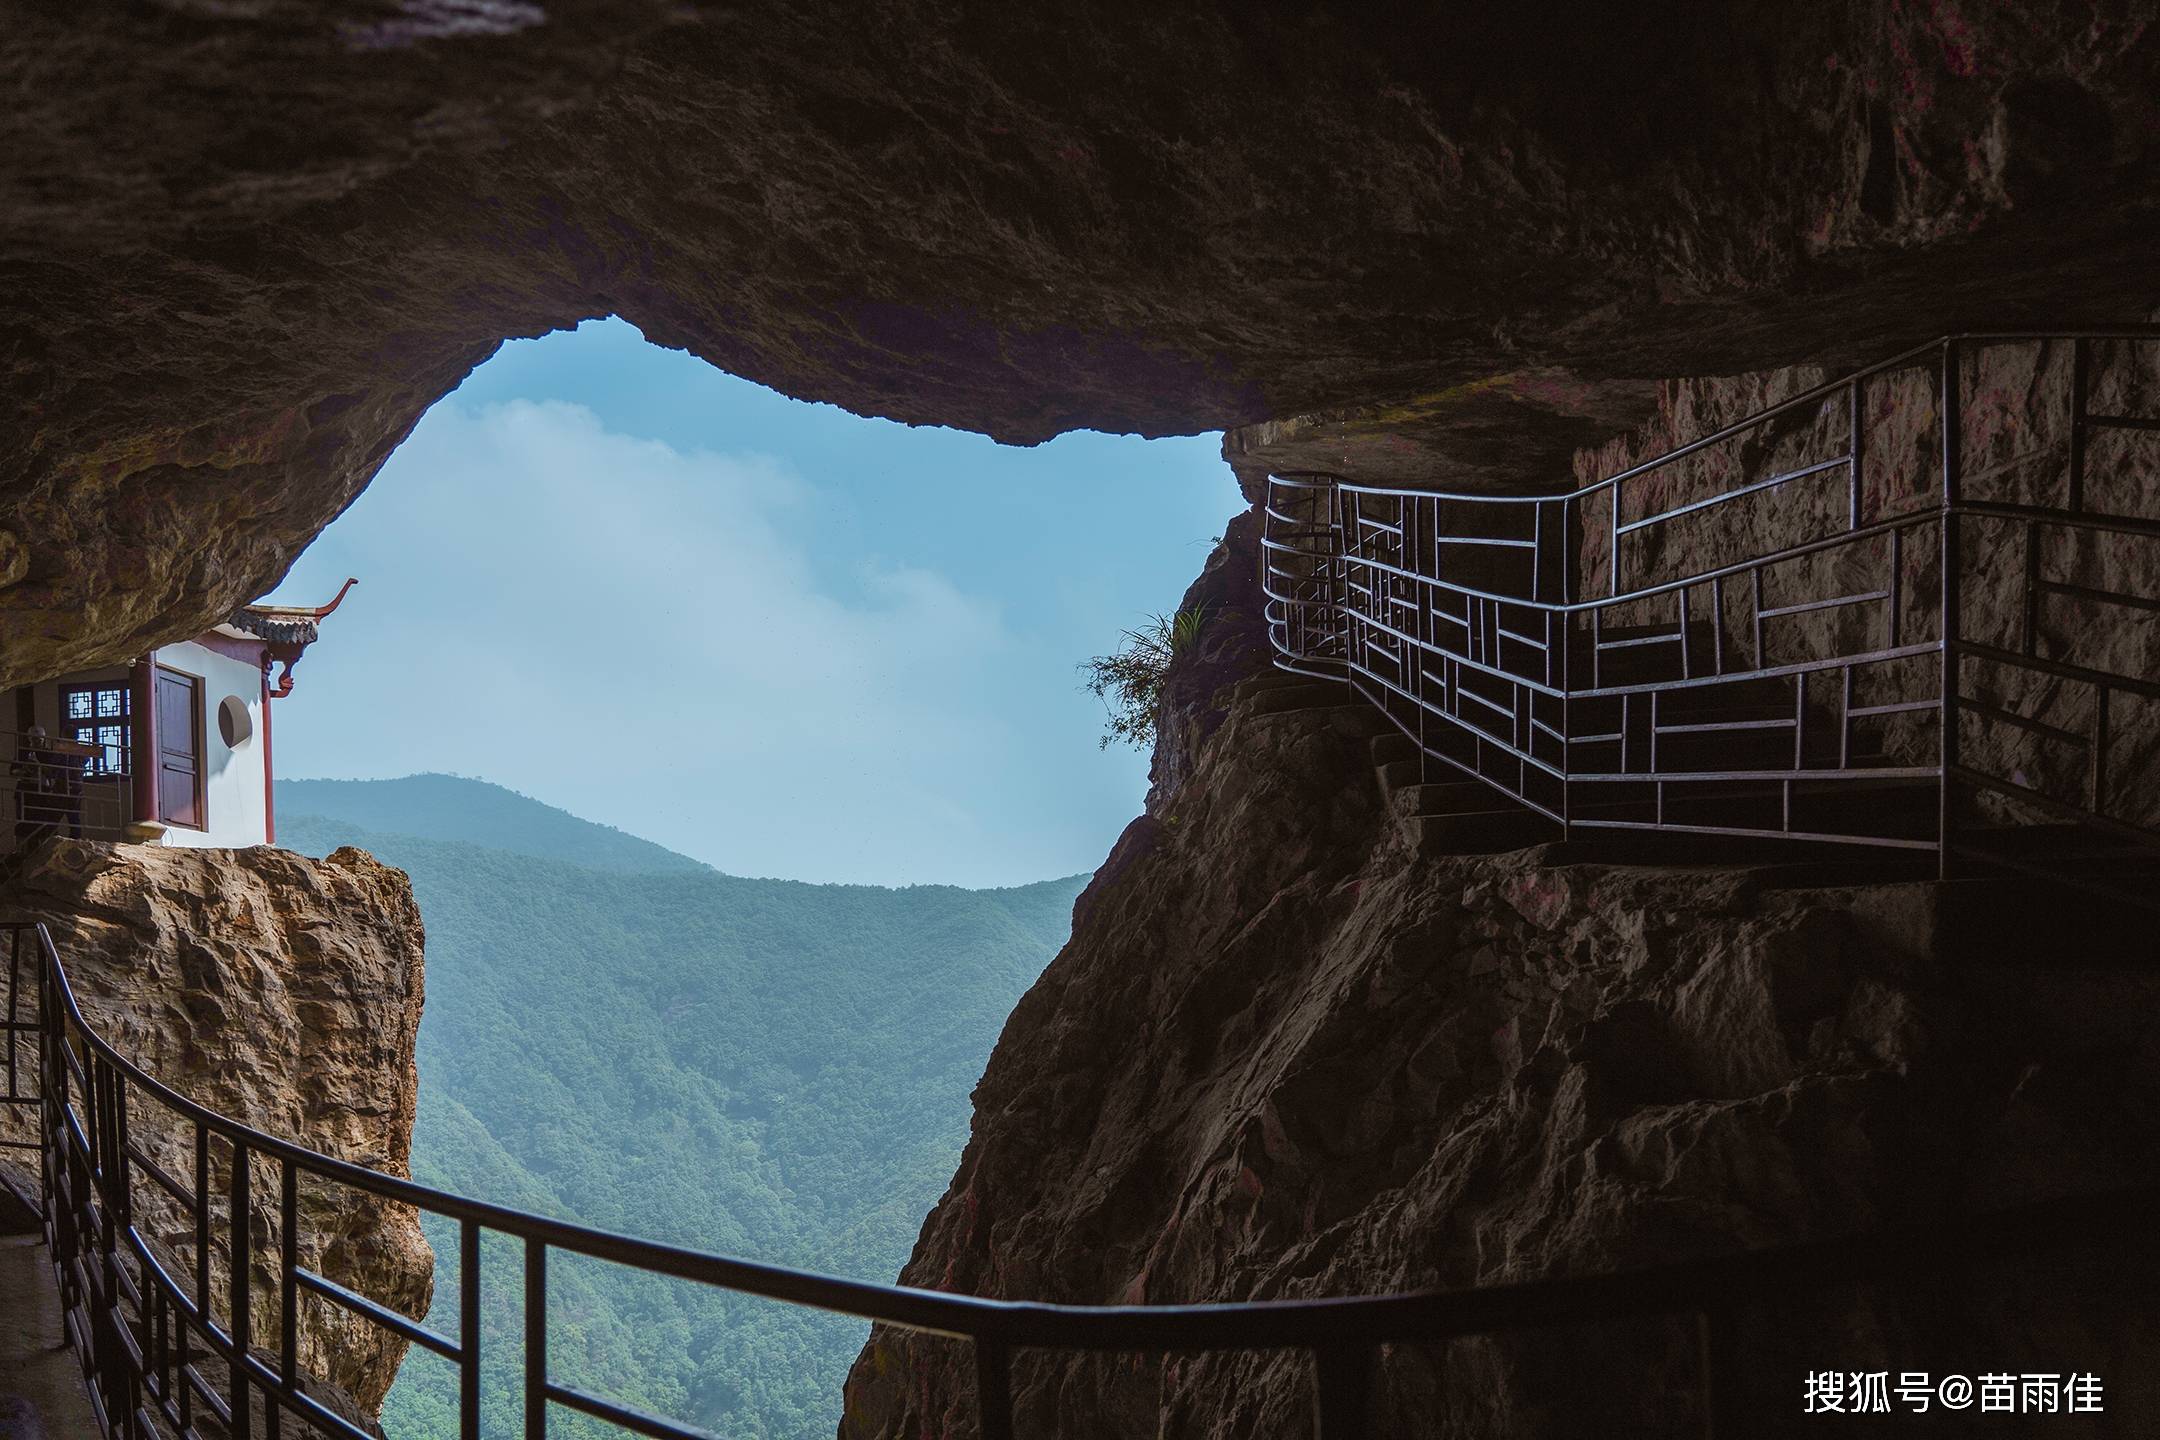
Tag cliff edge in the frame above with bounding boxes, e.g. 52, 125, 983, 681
3, 840, 433, 1424
841, 592, 2160, 1437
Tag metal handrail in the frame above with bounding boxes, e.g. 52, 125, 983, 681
2, 730, 134, 860
4, 917, 2157, 1440
1263, 329, 2160, 877
1291, 505, 1943, 620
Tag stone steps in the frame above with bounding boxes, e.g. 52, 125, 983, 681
1238, 673, 1362, 717
1403, 806, 1559, 855
1357, 727, 1559, 855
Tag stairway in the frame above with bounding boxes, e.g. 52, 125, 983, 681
1259, 332, 2160, 893
1240, 617, 1957, 864
1369, 730, 1557, 854
1235, 672, 1559, 855
1236, 664, 1948, 862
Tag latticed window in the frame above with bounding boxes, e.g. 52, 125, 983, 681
60, 683, 130, 777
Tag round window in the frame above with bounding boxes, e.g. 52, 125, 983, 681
218, 695, 254, 749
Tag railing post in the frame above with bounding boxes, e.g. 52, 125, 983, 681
461, 1218, 483, 1440
2093, 684, 2111, 818
104, 1053, 140, 1438
153, 1280, 170, 1422
40, 953, 56, 1256
114, 1063, 131, 1237
1532, 498, 1546, 606
1696, 1308, 1744, 1439
83, 1045, 99, 1179
1939, 340, 1962, 881
975, 1337, 1015, 1440
88, 1053, 117, 1432
1572, 496, 1589, 837
1331, 479, 1350, 675
1848, 374, 1865, 531
1312, 1346, 1372, 1438
6, 927, 20, 1110
2020, 522, 2040, 657
1609, 478, 1622, 599
280, 1158, 299, 1404
1565, 492, 1583, 608
231, 1139, 253, 1439
525, 1237, 547, 1440
183, 1119, 206, 1433
194, 1122, 212, 1327
2067, 337, 2088, 515
1566, 497, 1584, 838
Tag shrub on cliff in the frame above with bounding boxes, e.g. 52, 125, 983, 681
1080, 606, 1210, 750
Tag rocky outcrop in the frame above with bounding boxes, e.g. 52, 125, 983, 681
9, 4, 2160, 686
1142, 508, 1272, 816
1, 841, 432, 1422
841, 656, 2160, 1435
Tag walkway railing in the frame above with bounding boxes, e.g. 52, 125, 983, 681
4, 906, 2158, 1440
3, 730, 133, 860
1263, 330, 2160, 889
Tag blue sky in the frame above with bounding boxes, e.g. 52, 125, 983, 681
265, 317, 1241, 886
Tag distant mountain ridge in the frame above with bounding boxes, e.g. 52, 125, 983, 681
273, 773, 1091, 1439
277, 774, 715, 875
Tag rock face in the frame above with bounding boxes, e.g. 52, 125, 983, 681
840, 669, 2160, 1435
9, 4, 2160, 686
1, 841, 432, 1422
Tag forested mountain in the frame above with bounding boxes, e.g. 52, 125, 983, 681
277, 778, 1088, 1439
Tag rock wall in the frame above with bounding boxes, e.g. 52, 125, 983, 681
9, 4, 2160, 687
841, 662, 2160, 1437
1, 841, 432, 1422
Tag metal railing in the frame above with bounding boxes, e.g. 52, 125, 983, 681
1262, 330, 2160, 886
3, 918, 2156, 1439
3, 731, 133, 860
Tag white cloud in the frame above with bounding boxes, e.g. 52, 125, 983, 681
272, 399, 1058, 884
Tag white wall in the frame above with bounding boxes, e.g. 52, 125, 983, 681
153, 640, 269, 849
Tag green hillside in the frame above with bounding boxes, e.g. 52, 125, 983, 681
276, 779, 1089, 1439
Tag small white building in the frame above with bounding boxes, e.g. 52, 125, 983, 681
4, 582, 354, 855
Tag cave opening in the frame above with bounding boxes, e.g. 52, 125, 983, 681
236, 314, 1247, 1439
263, 315, 1244, 888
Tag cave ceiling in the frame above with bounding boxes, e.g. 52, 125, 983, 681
5, 1, 2158, 686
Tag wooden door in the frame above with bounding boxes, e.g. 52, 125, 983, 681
155, 667, 203, 828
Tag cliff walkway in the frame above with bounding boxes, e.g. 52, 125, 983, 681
0, 1167, 103, 1438
3, 911, 2155, 1440
1263, 329, 2160, 901
3, 332, 2160, 1440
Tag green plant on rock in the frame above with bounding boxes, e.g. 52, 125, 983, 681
1080, 605, 1211, 751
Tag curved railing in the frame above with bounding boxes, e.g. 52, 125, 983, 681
4, 914, 2158, 1438
1264, 329, 2160, 887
